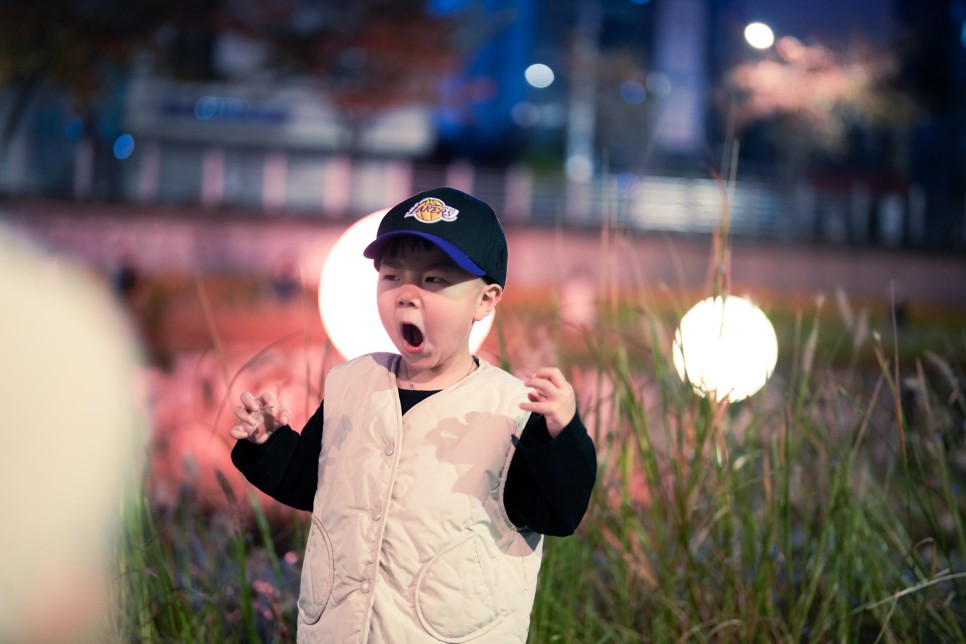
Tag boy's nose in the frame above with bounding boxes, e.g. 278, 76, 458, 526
397, 284, 418, 307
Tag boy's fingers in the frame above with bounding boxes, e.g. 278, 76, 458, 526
259, 391, 277, 409
527, 368, 567, 392
519, 400, 554, 418
228, 424, 251, 440
233, 405, 254, 423
277, 406, 291, 426
240, 391, 258, 412
531, 367, 564, 385
526, 375, 562, 400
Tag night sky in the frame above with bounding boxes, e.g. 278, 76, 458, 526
738, 0, 895, 43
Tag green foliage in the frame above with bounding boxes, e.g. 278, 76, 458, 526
112, 469, 305, 642
111, 277, 965, 642
526, 293, 966, 643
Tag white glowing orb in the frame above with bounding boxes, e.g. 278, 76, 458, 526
744, 22, 775, 50
525, 63, 555, 89
319, 210, 495, 360
672, 295, 778, 403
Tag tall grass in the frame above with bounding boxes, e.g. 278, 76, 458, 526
525, 199, 964, 641
112, 469, 306, 642
527, 297, 966, 642
110, 234, 965, 642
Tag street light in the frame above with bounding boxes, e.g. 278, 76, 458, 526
744, 22, 775, 50
525, 63, 555, 89
672, 295, 778, 403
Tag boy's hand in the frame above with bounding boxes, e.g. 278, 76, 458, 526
520, 367, 576, 438
229, 391, 290, 444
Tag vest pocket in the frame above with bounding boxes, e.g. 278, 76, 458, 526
298, 515, 334, 625
414, 532, 502, 642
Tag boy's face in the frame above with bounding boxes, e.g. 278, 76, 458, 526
376, 241, 501, 374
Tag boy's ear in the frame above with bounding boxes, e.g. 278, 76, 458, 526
474, 283, 503, 321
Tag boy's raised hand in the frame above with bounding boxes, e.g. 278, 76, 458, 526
520, 367, 577, 438
229, 391, 290, 444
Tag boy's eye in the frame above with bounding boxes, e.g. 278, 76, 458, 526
424, 275, 447, 284
381, 273, 399, 281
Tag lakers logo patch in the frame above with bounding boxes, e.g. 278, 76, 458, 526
404, 198, 459, 224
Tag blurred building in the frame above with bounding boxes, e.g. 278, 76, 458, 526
894, 0, 966, 248
0, 0, 963, 251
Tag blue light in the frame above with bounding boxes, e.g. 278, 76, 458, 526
63, 115, 84, 141
222, 97, 244, 120
195, 96, 219, 120
619, 79, 647, 104
427, 0, 471, 15
113, 134, 135, 160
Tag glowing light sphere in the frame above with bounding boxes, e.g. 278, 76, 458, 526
113, 134, 135, 160
319, 210, 495, 360
525, 63, 555, 89
744, 22, 775, 50
672, 295, 778, 403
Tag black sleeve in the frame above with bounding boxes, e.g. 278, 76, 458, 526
230, 402, 325, 512
504, 410, 597, 537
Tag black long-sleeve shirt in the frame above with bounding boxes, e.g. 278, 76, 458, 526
232, 387, 597, 536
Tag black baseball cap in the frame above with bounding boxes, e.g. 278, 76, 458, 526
363, 187, 508, 288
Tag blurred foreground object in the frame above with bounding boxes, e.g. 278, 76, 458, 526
0, 226, 146, 641
672, 295, 779, 403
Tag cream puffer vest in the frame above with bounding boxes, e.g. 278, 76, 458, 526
296, 353, 544, 643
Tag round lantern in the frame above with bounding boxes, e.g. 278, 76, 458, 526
672, 295, 778, 402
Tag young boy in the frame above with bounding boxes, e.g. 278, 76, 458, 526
230, 187, 597, 642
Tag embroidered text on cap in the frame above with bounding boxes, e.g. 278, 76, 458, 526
404, 198, 459, 223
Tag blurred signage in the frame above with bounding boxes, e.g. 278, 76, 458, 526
125, 78, 435, 155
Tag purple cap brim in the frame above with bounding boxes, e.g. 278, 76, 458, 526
363, 231, 487, 277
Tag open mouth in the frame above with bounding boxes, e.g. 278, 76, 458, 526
401, 323, 424, 350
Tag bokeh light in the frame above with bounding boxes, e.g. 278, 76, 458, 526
645, 71, 672, 97
744, 22, 776, 50
525, 63, 555, 89
113, 134, 135, 160
318, 210, 494, 360
619, 79, 647, 104
672, 295, 778, 403
511, 101, 541, 127
565, 154, 594, 182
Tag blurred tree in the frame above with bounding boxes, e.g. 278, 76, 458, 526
225, 0, 468, 152
0, 0, 471, 193
0, 0, 217, 196
894, 0, 966, 246
895, 0, 960, 113
717, 35, 919, 184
